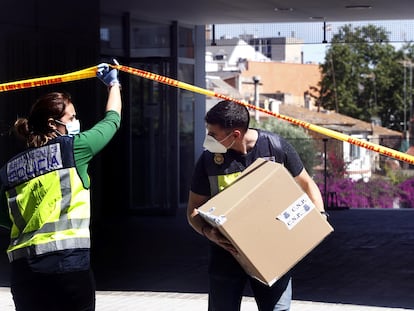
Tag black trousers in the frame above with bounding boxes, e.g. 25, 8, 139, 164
208, 243, 292, 311
11, 263, 96, 311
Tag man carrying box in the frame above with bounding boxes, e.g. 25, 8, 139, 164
187, 100, 326, 311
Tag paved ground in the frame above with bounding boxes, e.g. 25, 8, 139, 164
1, 208, 414, 310
0, 287, 412, 311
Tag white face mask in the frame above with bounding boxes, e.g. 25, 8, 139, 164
55, 119, 81, 136
203, 132, 234, 153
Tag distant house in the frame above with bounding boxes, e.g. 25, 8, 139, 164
275, 104, 403, 181
206, 38, 321, 108
248, 36, 304, 63
206, 38, 270, 72
239, 61, 321, 108
205, 74, 243, 111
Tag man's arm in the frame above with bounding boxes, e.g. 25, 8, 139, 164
187, 190, 210, 236
294, 168, 325, 213
187, 190, 237, 255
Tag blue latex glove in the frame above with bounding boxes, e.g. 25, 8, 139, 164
97, 60, 119, 86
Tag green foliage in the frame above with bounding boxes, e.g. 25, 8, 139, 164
251, 118, 317, 174
383, 163, 410, 185
316, 24, 413, 131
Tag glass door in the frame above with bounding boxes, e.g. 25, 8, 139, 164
128, 59, 179, 212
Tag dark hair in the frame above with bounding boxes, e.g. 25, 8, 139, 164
205, 100, 250, 132
14, 92, 72, 147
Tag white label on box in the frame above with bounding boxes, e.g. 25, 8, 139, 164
197, 207, 227, 227
276, 194, 315, 230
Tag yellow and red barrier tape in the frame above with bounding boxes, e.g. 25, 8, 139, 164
0, 66, 97, 92
113, 64, 414, 165
1, 63, 414, 165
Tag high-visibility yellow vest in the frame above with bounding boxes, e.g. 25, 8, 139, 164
0, 137, 90, 262
208, 171, 242, 196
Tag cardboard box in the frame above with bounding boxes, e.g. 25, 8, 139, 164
197, 158, 334, 286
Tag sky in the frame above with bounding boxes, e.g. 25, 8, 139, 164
214, 20, 414, 64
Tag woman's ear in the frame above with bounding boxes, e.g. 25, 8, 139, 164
47, 118, 57, 130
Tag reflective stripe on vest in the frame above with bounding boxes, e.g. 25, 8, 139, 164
8, 217, 90, 255
6, 166, 90, 262
7, 187, 26, 233
8, 236, 90, 262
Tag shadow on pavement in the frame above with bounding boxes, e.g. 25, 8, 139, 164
293, 209, 414, 309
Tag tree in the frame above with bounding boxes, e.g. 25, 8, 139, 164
399, 42, 414, 136
317, 24, 411, 131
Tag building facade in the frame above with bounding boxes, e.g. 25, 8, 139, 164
249, 37, 304, 63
